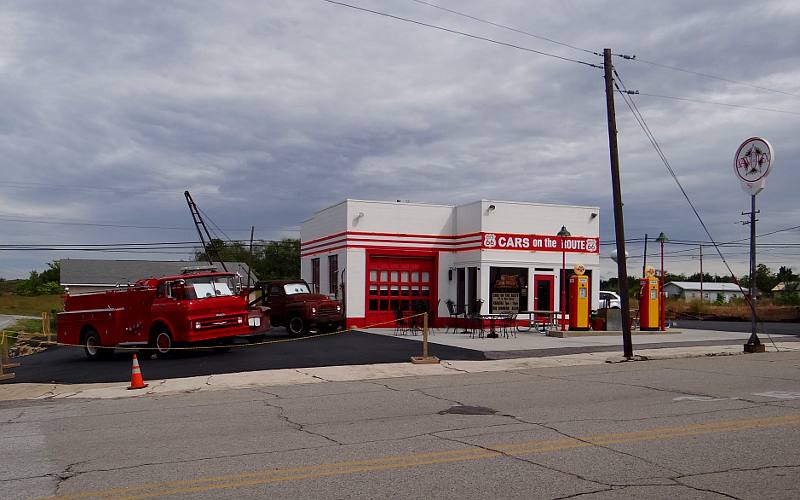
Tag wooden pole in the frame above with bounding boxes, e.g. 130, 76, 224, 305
1, 332, 18, 382
603, 48, 634, 358
411, 313, 439, 364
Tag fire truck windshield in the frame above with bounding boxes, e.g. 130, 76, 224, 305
184, 275, 236, 299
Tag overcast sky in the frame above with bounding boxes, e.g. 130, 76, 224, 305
1, 0, 798, 280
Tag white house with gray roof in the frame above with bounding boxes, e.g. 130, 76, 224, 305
60, 259, 253, 295
664, 281, 744, 303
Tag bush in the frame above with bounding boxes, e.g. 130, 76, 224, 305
687, 300, 708, 315
775, 293, 800, 306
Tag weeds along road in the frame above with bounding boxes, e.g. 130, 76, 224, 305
2, 352, 800, 499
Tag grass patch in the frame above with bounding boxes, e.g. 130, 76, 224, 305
667, 299, 800, 321
5, 318, 44, 335
0, 293, 63, 316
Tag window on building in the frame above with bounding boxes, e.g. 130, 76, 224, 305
328, 255, 338, 296
489, 267, 528, 314
311, 258, 320, 293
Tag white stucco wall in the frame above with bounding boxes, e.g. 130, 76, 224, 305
301, 199, 602, 322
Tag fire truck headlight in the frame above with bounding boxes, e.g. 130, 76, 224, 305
336, 305, 341, 312
238, 316, 244, 324
311, 307, 317, 315
195, 322, 201, 330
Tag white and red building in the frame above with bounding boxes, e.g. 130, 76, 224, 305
301, 199, 600, 329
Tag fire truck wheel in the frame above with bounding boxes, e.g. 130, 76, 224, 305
152, 330, 174, 358
286, 316, 307, 337
83, 330, 109, 360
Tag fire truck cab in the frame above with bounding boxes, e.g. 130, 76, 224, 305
58, 270, 267, 359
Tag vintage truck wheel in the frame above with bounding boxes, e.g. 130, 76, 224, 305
83, 329, 111, 360
286, 316, 307, 337
152, 330, 174, 358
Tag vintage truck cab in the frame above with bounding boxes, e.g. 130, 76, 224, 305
249, 280, 343, 336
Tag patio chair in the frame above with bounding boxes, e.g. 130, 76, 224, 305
445, 299, 466, 334
393, 308, 407, 335
467, 299, 485, 338
501, 312, 518, 338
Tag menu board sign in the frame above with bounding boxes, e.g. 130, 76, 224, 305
491, 292, 519, 314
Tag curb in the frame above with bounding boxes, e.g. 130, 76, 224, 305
1, 343, 795, 402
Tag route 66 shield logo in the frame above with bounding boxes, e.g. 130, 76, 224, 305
483, 233, 497, 248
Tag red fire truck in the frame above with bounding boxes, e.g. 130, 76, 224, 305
58, 269, 268, 359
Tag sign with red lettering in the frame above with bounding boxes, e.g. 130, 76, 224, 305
481, 233, 599, 253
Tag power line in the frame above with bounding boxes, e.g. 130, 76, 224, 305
635, 92, 800, 116
612, 68, 744, 286
406, 0, 601, 57
410, 0, 800, 105
319, 0, 602, 69
0, 213, 301, 233
618, 56, 800, 100
0, 216, 192, 231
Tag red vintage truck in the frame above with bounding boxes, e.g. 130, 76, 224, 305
58, 270, 269, 359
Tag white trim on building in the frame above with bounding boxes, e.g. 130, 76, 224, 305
301, 199, 600, 328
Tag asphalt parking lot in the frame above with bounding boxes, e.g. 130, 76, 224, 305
9, 331, 486, 384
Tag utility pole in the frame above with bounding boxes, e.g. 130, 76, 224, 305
603, 48, 633, 359
642, 233, 648, 278
699, 245, 704, 302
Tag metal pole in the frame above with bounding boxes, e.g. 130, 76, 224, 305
603, 49, 633, 358
660, 239, 665, 331
422, 312, 429, 358
699, 245, 703, 304
561, 246, 567, 331
746, 194, 761, 347
642, 233, 648, 278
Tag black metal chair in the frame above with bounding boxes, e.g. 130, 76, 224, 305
501, 312, 518, 338
393, 308, 407, 335
445, 299, 466, 334
467, 299, 485, 338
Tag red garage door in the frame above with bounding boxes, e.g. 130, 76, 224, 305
365, 255, 436, 327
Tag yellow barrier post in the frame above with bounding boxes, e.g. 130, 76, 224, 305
1, 332, 19, 382
42, 311, 52, 343
411, 313, 440, 364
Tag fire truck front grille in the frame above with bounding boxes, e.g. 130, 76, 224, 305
196, 315, 241, 330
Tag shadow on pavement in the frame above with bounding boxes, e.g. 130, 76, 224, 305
10, 331, 486, 384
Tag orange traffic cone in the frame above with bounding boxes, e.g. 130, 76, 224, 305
128, 353, 148, 390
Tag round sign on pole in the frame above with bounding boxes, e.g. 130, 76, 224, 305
734, 137, 774, 196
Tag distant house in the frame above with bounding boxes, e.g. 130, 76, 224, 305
772, 281, 799, 294
60, 259, 254, 295
663, 281, 744, 303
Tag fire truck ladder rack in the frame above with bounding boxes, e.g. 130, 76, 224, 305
184, 190, 228, 272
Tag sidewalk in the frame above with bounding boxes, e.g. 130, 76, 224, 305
2, 334, 797, 402
364, 326, 799, 355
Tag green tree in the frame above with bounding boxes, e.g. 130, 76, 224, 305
755, 264, 777, 294
15, 262, 63, 296
776, 266, 797, 285
194, 238, 301, 282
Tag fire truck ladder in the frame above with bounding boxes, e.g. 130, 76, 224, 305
184, 190, 228, 272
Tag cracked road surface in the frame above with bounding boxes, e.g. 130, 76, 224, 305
2, 352, 800, 499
